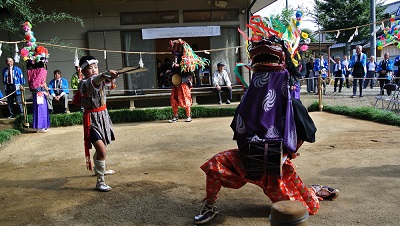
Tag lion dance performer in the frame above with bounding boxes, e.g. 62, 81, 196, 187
168, 39, 209, 123
194, 14, 339, 225
20, 22, 50, 132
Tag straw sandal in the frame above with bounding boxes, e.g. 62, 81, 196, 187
311, 184, 339, 200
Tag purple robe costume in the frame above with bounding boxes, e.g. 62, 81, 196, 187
231, 70, 298, 152
28, 66, 50, 130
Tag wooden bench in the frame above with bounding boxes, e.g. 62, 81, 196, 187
0, 85, 244, 116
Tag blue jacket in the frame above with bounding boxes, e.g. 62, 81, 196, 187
332, 62, 346, 78
366, 61, 377, 71
313, 58, 329, 77
2, 66, 26, 95
350, 53, 367, 77
394, 56, 400, 74
48, 77, 70, 96
377, 59, 394, 78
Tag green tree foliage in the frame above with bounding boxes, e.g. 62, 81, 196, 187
311, 0, 385, 43
0, 0, 84, 36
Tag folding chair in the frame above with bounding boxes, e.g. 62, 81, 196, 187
373, 83, 398, 109
388, 87, 400, 111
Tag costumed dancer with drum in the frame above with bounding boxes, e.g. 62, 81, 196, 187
194, 15, 339, 225
168, 39, 209, 123
77, 56, 118, 192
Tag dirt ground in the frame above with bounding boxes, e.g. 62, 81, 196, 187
1, 110, 400, 226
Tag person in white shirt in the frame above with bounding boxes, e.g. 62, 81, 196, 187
212, 62, 232, 104
342, 55, 350, 88
364, 56, 377, 89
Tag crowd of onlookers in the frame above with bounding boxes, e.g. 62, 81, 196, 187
303, 45, 400, 97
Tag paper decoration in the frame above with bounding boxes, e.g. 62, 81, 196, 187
335, 30, 340, 38
348, 34, 354, 43
14, 44, 20, 63
139, 53, 144, 68
74, 49, 79, 67
103, 50, 107, 60
354, 27, 358, 36
0, 43, 2, 57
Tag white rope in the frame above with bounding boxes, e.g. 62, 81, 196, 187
0, 90, 16, 101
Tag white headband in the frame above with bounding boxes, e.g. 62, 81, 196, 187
80, 59, 98, 70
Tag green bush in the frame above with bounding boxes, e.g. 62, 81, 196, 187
0, 129, 21, 144
14, 106, 238, 131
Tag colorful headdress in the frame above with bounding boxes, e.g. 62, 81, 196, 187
238, 12, 309, 73
20, 22, 49, 64
169, 39, 210, 73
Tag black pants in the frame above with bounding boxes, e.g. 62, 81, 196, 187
352, 78, 364, 96
216, 87, 232, 103
334, 77, 343, 92
379, 76, 391, 95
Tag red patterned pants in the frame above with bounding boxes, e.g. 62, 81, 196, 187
200, 149, 320, 215
171, 84, 192, 117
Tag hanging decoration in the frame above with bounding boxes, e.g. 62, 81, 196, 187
376, 15, 400, 50
20, 22, 49, 64
139, 52, 144, 68
335, 30, 340, 38
0, 43, 2, 57
14, 43, 20, 63
74, 48, 79, 67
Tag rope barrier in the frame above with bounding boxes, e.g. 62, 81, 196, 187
0, 40, 245, 55
0, 90, 16, 101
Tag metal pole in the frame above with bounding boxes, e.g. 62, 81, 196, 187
370, 0, 376, 57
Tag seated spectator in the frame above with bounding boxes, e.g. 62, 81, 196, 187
212, 62, 232, 104
48, 70, 69, 114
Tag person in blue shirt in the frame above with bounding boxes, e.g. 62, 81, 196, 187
364, 56, 377, 89
377, 52, 394, 95
313, 54, 329, 95
2, 57, 26, 118
393, 55, 400, 86
349, 45, 367, 97
47, 70, 70, 114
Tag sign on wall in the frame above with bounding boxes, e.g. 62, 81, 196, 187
142, 26, 221, 39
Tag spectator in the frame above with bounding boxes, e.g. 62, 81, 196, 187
350, 45, 367, 97
162, 58, 172, 87
342, 55, 351, 88
393, 55, 400, 86
71, 66, 83, 93
48, 70, 70, 114
332, 56, 345, 93
377, 52, 394, 95
212, 62, 232, 104
2, 57, 25, 118
364, 56, 377, 89
313, 54, 329, 95
305, 57, 315, 93
156, 59, 164, 88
